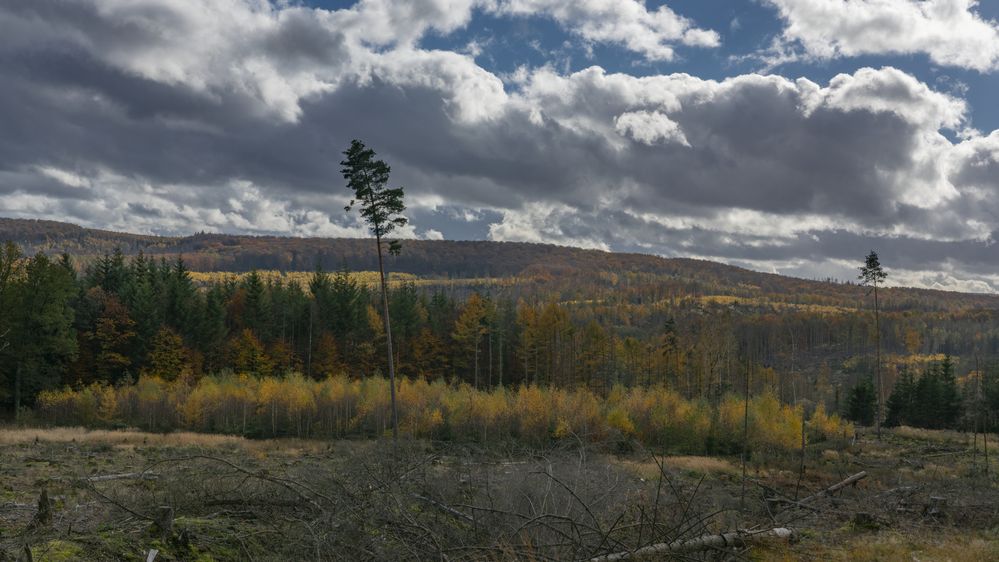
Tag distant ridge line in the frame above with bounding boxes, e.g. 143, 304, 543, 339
1, 217, 997, 307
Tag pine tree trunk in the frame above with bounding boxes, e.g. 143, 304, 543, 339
498, 332, 503, 388
741, 360, 750, 511
874, 284, 882, 440
307, 303, 313, 379
524, 344, 529, 386
14, 363, 22, 423
796, 406, 806, 500
985, 417, 990, 475
473, 336, 479, 389
376, 234, 399, 442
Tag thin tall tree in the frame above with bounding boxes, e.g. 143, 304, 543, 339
859, 250, 887, 440
341, 139, 407, 442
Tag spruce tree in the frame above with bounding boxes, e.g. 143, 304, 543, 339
242, 270, 268, 337
847, 379, 877, 426
914, 365, 943, 428
938, 355, 962, 428
122, 251, 160, 366
9, 254, 77, 413
885, 367, 916, 427
329, 266, 365, 360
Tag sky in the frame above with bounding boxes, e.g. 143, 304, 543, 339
2, 1, 999, 292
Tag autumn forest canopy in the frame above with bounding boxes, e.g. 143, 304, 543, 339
1, 219, 999, 445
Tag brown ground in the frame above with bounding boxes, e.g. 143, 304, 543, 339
1, 426, 997, 561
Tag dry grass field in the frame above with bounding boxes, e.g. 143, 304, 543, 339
1, 426, 998, 561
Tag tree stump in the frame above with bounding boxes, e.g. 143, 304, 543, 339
149, 506, 174, 540
924, 496, 947, 519
852, 512, 881, 530
29, 490, 51, 529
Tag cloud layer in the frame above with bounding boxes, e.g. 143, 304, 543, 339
765, 0, 999, 71
1, 0, 999, 291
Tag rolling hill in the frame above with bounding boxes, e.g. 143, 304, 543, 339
2, 217, 997, 312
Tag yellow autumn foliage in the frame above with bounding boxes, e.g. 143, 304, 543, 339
808, 403, 854, 442
35, 374, 853, 452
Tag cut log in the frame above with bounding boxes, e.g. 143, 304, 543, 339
0, 502, 33, 510
765, 496, 821, 512
798, 471, 866, 505
876, 486, 916, 497
589, 528, 796, 561
53, 472, 160, 483
87, 472, 159, 482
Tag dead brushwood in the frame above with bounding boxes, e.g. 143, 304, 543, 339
9, 426, 995, 561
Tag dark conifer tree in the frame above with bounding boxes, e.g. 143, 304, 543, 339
914, 365, 943, 428
197, 285, 229, 372
329, 266, 365, 359
846, 378, 877, 426
885, 367, 916, 427
937, 355, 962, 427
7, 254, 77, 412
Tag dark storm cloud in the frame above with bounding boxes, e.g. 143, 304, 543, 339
1, 0, 999, 290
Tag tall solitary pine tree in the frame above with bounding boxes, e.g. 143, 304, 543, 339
859, 250, 887, 439
342, 139, 407, 442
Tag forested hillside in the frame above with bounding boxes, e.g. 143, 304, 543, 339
3, 217, 998, 311
3, 219, 999, 438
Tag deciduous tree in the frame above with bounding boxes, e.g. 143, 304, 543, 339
453, 293, 489, 387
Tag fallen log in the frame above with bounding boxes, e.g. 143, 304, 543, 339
0, 502, 34, 510
589, 528, 796, 561
411, 494, 474, 523
881, 485, 917, 494
923, 450, 970, 459
52, 472, 160, 483
765, 496, 821, 512
798, 471, 866, 505
87, 472, 159, 482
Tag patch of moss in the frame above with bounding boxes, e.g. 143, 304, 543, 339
92, 528, 143, 561
31, 540, 84, 562
174, 516, 216, 528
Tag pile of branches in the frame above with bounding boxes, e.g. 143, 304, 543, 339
5, 441, 800, 561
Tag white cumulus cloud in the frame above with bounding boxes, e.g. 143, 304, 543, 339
765, 0, 999, 72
